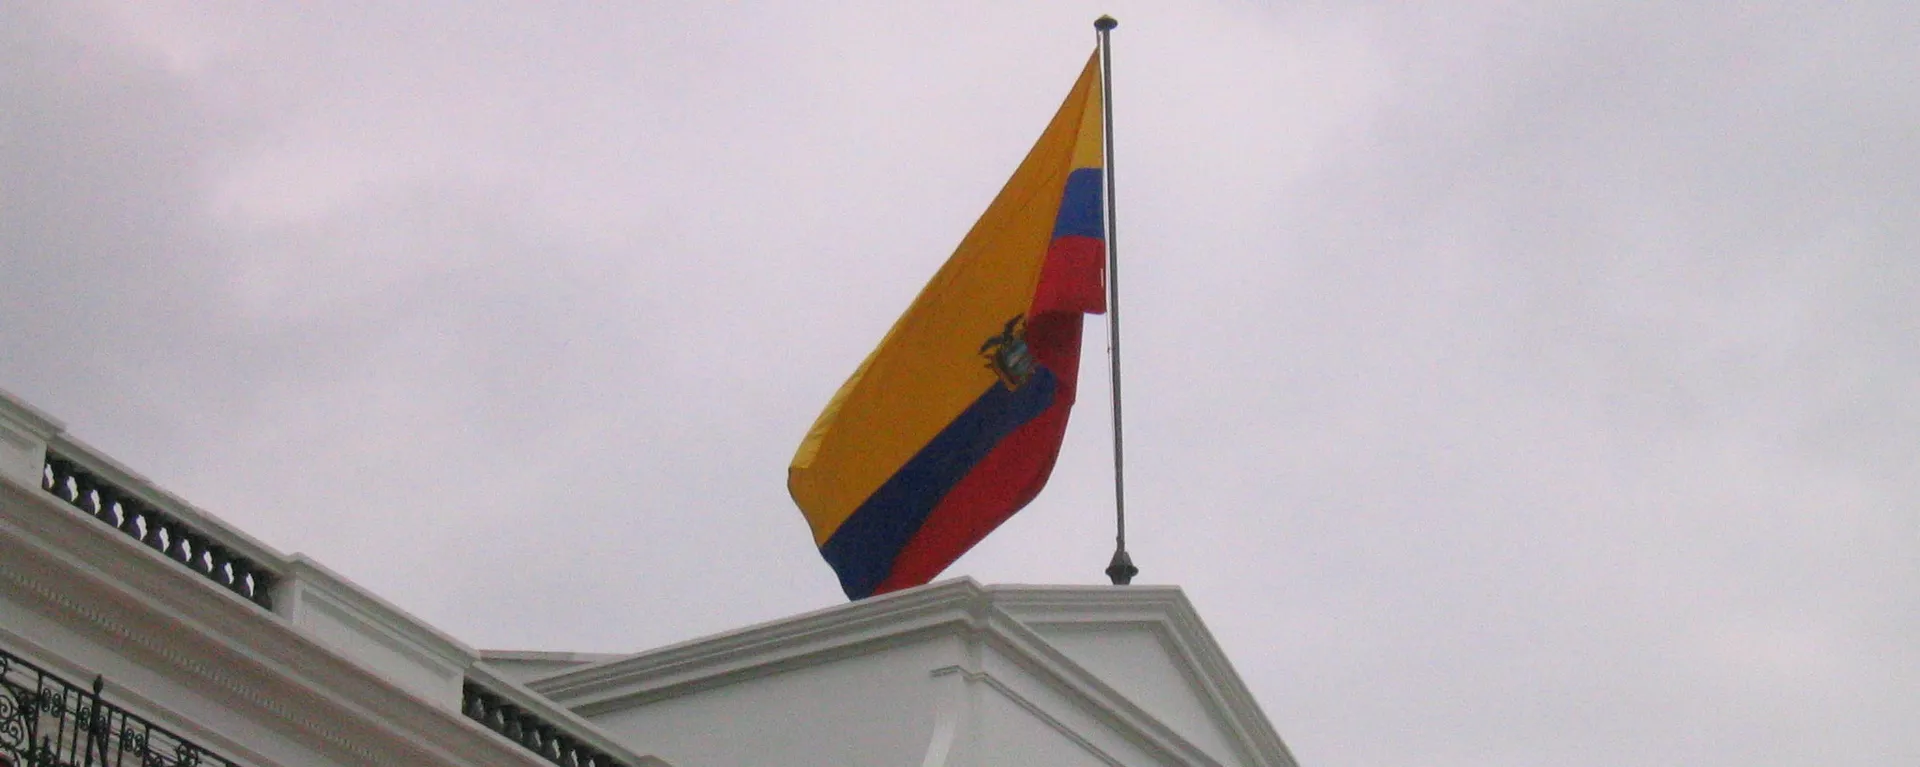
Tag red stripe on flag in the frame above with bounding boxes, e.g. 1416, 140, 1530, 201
871, 300, 1090, 595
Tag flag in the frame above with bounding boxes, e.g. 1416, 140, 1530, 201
790, 52, 1107, 600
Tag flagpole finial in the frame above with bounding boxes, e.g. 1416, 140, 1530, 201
1105, 549, 1138, 585
1095, 15, 1118, 31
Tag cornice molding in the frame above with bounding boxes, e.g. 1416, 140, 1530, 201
532, 580, 1296, 767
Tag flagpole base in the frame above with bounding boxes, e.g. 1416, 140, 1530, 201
1105, 549, 1138, 585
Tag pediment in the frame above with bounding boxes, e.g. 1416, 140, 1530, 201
523, 580, 1296, 767
1025, 619, 1244, 763
990, 587, 1293, 767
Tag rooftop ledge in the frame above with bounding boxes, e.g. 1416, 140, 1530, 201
0, 387, 667, 767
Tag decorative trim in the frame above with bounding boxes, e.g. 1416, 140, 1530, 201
0, 478, 652, 767
40, 449, 279, 609
44, 433, 286, 580
0, 645, 245, 767
0, 551, 378, 764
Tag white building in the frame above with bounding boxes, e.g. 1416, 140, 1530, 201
0, 389, 1299, 767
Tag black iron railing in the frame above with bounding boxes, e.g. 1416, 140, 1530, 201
0, 647, 242, 767
460, 680, 630, 767
40, 452, 276, 610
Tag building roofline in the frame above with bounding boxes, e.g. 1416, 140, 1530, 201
0, 472, 669, 767
480, 649, 628, 664
531, 579, 1298, 767
0, 386, 65, 436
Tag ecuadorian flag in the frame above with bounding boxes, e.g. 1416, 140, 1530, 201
790, 53, 1107, 600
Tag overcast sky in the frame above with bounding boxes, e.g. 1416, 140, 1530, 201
3, 2, 1915, 765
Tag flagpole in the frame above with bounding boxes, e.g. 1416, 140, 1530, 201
1096, 15, 1139, 587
